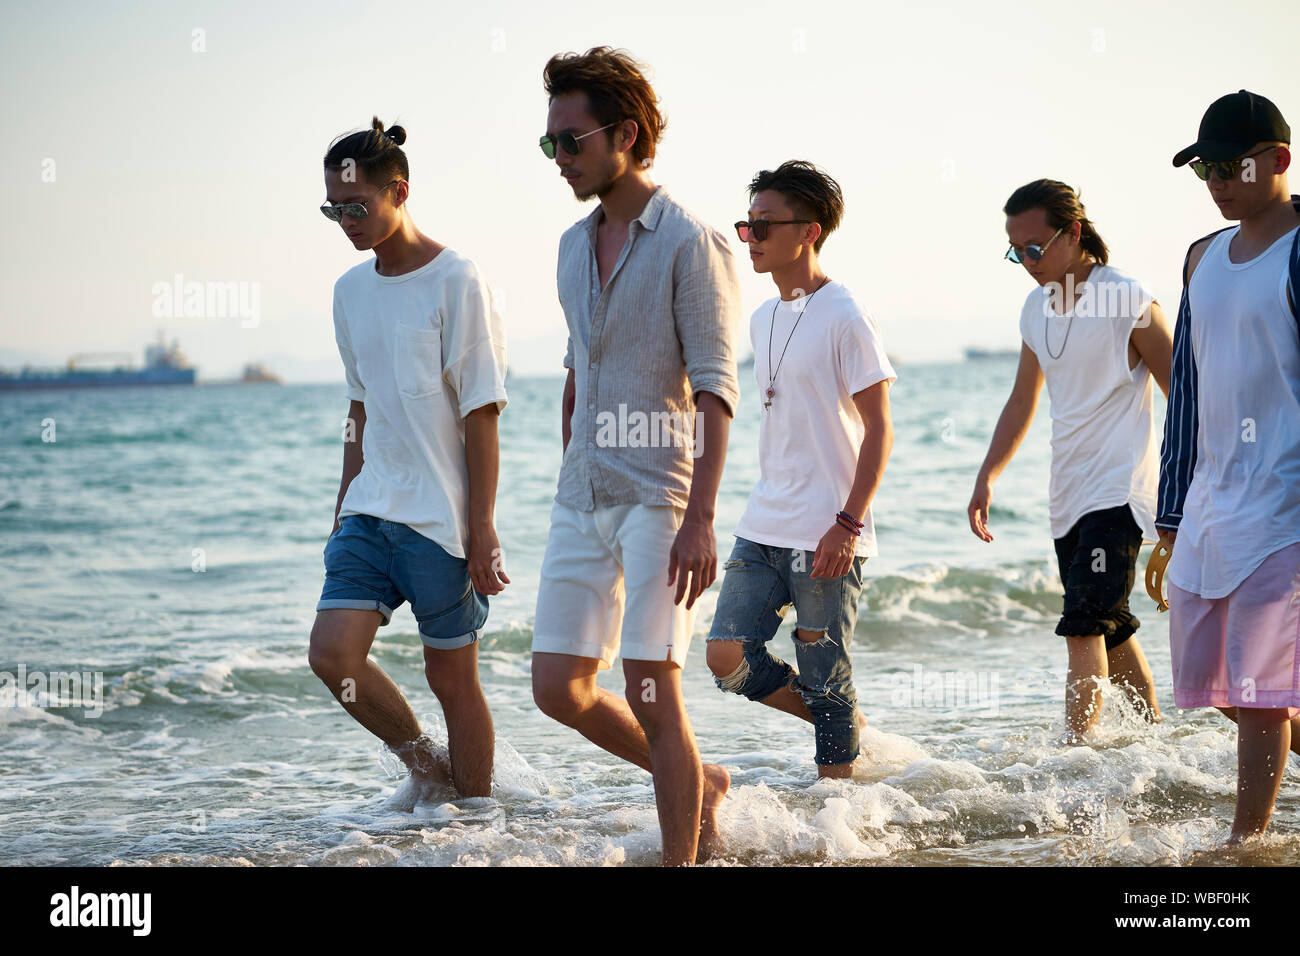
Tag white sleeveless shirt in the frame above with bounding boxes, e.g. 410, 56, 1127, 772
1018, 263, 1159, 542
1167, 225, 1300, 598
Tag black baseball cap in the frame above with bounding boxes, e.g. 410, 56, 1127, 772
1172, 90, 1290, 167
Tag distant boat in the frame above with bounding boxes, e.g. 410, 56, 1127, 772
0, 332, 196, 390
239, 362, 283, 385
964, 347, 1019, 361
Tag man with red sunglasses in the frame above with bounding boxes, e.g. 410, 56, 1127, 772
706, 161, 896, 779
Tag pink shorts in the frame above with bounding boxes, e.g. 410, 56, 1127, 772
1168, 541, 1300, 718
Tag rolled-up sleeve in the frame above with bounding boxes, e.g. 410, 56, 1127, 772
333, 285, 365, 402
1156, 267, 1199, 530
672, 227, 741, 416
443, 264, 509, 418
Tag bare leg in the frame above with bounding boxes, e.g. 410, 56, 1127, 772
532, 652, 729, 865
1106, 637, 1161, 720
1064, 634, 1108, 741
1229, 707, 1291, 844
423, 642, 493, 797
623, 659, 703, 866
1217, 706, 1300, 757
308, 609, 450, 783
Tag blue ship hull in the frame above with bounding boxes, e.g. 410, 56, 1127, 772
0, 367, 197, 390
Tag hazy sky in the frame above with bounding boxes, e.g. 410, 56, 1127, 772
2, 0, 1296, 380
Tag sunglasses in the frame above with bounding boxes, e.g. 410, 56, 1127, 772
319, 181, 399, 221
1190, 145, 1276, 182
1005, 225, 1065, 264
539, 122, 617, 159
733, 218, 812, 242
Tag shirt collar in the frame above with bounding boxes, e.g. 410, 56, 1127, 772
582, 184, 669, 244
635, 184, 669, 231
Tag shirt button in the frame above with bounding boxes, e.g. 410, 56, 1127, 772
588, 402, 595, 410
587, 441, 594, 448
590, 362, 597, 370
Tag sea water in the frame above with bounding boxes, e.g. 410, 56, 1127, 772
0, 360, 1294, 866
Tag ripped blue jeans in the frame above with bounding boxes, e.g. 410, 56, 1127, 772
707, 536, 866, 766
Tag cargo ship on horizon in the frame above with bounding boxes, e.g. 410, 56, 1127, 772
0, 333, 197, 390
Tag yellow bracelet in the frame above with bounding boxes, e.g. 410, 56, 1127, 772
1144, 538, 1174, 612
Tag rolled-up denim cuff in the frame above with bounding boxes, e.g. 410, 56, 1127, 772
1056, 608, 1139, 650
708, 637, 796, 702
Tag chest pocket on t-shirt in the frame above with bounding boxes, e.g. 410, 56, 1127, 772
394, 323, 443, 398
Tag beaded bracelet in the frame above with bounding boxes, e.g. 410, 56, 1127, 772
837, 510, 863, 529
835, 513, 861, 536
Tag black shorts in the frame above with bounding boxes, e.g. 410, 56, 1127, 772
1052, 504, 1142, 650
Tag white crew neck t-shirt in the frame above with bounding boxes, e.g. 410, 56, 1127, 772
332, 247, 508, 559
1168, 225, 1300, 598
1018, 262, 1159, 543
734, 280, 897, 557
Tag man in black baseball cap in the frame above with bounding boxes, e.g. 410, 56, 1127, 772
1157, 89, 1300, 845
1172, 89, 1291, 168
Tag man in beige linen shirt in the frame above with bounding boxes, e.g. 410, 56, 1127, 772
530, 46, 741, 866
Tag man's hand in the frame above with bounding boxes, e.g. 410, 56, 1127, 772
812, 522, 857, 578
667, 514, 716, 609
1147, 528, 1177, 611
968, 477, 995, 542
468, 525, 510, 596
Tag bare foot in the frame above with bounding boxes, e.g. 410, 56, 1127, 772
1227, 829, 1263, 847
697, 763, 730, 863
389, 733, 453, 785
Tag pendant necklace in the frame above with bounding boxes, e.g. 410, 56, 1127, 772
765, 276, 830, 410
1044, 263, 1092, 360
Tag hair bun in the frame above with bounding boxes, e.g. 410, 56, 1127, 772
367, 116, 406, 146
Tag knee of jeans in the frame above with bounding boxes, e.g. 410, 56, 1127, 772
706, 637, 744, 678
793, 675, 857, 713
708, 640, 794, 701
794, 625, 835, 647
713, 656, 753, 695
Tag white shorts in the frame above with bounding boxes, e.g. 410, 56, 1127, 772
532, 501, 695, 669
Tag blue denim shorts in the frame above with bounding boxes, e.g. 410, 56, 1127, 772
317, 514, 487, 649
707, 536, 866, 766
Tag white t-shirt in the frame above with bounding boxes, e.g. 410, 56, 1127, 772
1168, 225, 1300, 598
1018, 263, 1159, 543
333, 248, 508, 559
734, 280, 897, 557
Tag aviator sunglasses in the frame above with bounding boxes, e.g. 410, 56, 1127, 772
1190, 145, 1276, 182
1005, 225, 1065, 264
539, 122, 618, 159
320, 181, 399, 221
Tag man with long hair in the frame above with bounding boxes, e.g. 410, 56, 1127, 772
531, 47, 739, 865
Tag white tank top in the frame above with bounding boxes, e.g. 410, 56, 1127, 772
1168, 224, 1300, 598
1018, 263, 1159, 542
